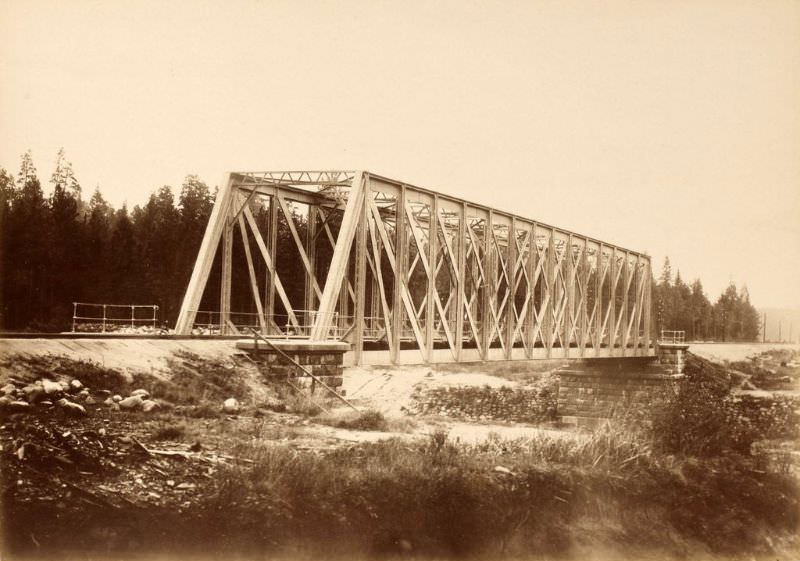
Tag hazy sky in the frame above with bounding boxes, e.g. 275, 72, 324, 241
2, 0, 799, 308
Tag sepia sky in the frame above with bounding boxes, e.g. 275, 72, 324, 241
2, 0, 799, 309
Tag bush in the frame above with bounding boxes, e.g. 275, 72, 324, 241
651, 353, 800, 457
319, 409, 389, 431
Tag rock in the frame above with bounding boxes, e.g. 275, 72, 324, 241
7, 400, 33, 413
39, 400, 53, 407
77, 389, 90, 401
0, 396, 12, 408
1, 384, 16, 396
57, 398, 87, 417
22, 385, 45, 403
141, 400, 159, 413
188, 441, 203, 452
94, 389, 111, 398
119, 395, 143, 410
262, 396, 286, 412
131, 389, 150, 399
42, 379, 62, 396
175, 482, 196, 490
84, 396, 97, 405
69, 379, 84, 392
493, 466, 515, 476
112, 395, 123, 402
222, 398, 240, 413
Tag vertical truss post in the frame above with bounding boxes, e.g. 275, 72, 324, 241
505, 217, 517, 359
305, 205, 317, 329
481, 210, 493, 359
565, 233, 574, 357
608, 247, 617, 353
621, 251, 630, 356
391, 185, 407, 363
545, 230, 555, 358
219, 215, 234, 335
353, 195, 368, 365
266, 195, 278, 331
525, 222, 536, 357
310, 171, 365, 341
426, 196, 439, 362
596, 243, 604, 351
579, 238, 588, 356
643, 257, 652, 354
455, 202, 467, 360
633, 256, 642, 356
176, 174, 235, 334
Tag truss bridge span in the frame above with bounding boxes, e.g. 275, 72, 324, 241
176, 171, 653, 366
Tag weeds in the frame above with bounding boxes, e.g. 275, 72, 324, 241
196, 428, 799, 559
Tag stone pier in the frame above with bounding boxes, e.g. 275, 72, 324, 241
235, 339, 350, 391
557, 357, 681, 423
656, 341, 691, 375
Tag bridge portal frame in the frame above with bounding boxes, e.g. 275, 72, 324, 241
175, 170, 653, 365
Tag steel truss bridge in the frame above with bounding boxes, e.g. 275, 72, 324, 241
176, 171, 653, 365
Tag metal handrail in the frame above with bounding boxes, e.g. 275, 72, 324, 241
72, 302, 159, 333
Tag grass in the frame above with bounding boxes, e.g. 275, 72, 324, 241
191, 426, 799, 559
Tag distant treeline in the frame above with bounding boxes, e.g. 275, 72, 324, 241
0, 149, 761, 340
653, 261, 760, 342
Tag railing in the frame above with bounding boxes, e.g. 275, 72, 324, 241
660, 330, 685, 344
189, 309, 346, 338
72, 303, 160, 333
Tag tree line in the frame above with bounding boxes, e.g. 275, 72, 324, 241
1, 149, 762, 341
653, 257, 760, 342
1, 150, 216, 331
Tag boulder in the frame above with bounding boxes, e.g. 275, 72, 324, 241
57, 398, 87, 417
0, 396, 12, 409
22, 385, 45, 403
7, 400, 33, 413
69, 379, 84, 392
112, 395, 123, 402
130, 389, 150, 399
42, 379, 62, 396
1, 383, 16, 396
39, 400, 53, 407
94, 389, 112, 398
222, 398, 240, 414
141, 400, 159, 413
119, 395, 143, 410
84, 396, 97, 405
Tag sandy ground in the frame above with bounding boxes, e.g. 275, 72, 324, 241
690, 342, 800, 363
342, 365, 520, 416
0, 338, 240, 376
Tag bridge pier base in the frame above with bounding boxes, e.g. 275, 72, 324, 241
558, 357, 681, 424
236, 340, 350, 392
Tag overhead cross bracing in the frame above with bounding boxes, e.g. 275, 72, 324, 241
175, 171, 653, 365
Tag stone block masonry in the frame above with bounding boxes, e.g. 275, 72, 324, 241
556, 357, 682, 421
235, 340, 349, 389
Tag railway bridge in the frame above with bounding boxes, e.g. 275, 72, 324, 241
175, 171, 653, 367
